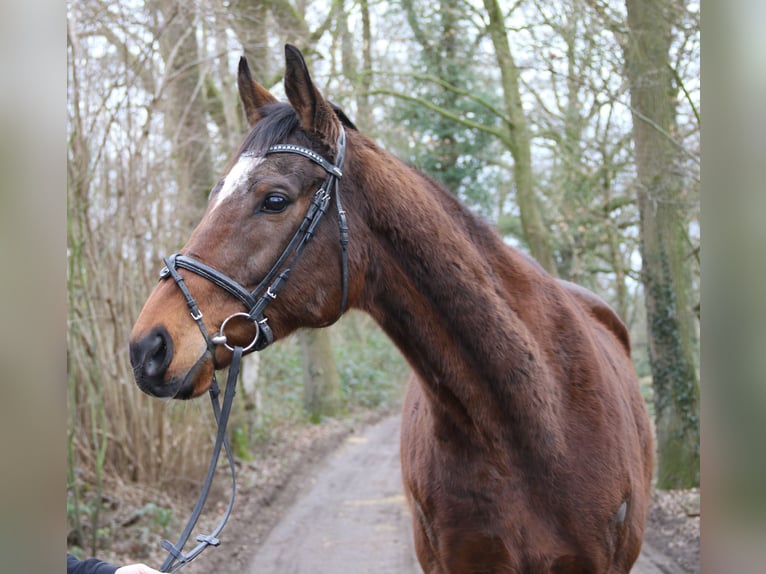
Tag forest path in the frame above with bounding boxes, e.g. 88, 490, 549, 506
247, 414, 416, 573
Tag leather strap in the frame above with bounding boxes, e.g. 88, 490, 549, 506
158, 346, 240, 573
162, 255, 257, 311
265, 143, 342, 178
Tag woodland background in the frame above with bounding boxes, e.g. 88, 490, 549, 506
66, 0, 700, 560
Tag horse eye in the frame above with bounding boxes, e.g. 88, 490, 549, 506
260, 193, 290, 214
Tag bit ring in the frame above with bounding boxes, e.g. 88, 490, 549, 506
213, 312, 260, 352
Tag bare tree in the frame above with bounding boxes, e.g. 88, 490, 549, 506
151, 0, 214, 227
482, 0, 556, 274
67, 2, 224, 552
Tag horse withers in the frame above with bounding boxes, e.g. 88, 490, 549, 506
130, 45, 653, 573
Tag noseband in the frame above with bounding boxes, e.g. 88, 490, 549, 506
154, 128, 348, 572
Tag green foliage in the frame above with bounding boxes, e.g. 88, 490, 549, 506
632, 349, 653, 380
231, 425, 255, 461
638, 377, 655, 419
388, 0, 504, 216
66, 486, 86, 549
66, 487, 176, 559
134, 502, 174, 535
114, 502, 177, 560
333, 318, 409, 409
647, 255, 699, 437
244, 315, 408, 442
257, 337, 307, 427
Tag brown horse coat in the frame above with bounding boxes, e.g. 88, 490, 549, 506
130, 45, 653, 573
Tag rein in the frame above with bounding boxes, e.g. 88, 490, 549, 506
155, 128, 348, 572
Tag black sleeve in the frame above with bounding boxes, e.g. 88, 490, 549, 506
67, 553, 119, 574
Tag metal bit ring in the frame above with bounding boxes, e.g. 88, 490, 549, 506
213, 312, 260, 352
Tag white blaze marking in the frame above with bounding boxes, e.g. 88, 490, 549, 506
210, 155, 263, 212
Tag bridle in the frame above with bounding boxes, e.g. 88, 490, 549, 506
155, 127, 348, 572
160, 126, 349, 355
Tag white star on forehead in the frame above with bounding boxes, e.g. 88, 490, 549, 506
210, 155, 263, 212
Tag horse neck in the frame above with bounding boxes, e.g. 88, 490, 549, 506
349, 139, 568, 451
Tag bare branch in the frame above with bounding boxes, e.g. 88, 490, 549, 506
367, 88, 510, 144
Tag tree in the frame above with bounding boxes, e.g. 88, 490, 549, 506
482, 0, 556, 273
151, 0, 214, 226
338, 0, 373, 130
300, 329, 342, 420
67, 2, 227, 551
398, 0, 493, 198
624, 0, 699, 487
521, 0, 638, 319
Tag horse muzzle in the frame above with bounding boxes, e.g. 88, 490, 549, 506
130, 325, 200, 399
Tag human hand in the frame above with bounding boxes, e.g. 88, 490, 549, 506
115, 564, 163, 574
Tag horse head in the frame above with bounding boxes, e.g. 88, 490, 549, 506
129, 45, 358, 399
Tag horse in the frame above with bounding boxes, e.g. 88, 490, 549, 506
130, 45, 653, 573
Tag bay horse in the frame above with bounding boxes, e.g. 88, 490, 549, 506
130, 45, 653, 573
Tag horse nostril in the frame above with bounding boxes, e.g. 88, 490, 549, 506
145, 334, 167, 376
131, 326, 173, 380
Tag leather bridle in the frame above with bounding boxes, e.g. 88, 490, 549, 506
155, 127, 348, 572
160, 126, 349, 355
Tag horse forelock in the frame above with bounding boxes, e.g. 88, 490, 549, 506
225, 101, 356, 175
234, 103, 303, 160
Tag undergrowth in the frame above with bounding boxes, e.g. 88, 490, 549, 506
251, 313, 409, 439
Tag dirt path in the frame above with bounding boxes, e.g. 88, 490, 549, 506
248, 415, 417, 573
244, 414, 685, 574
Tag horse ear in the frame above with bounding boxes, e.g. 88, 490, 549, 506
283, 44, 341, 145
237, 56, 278, 126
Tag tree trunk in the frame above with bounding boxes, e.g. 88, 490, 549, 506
209, 13, 245, 150
300, 329, 342, 421
400, 0, 465, 194
624, 0, 699, 487
358, 0, 373, 128
339, 0, 373, 131
230, 1, 273, 84
152, 0, 213, 228
482, 0, 556, 274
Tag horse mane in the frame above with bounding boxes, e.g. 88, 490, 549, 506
369, 151, 633, 357
417, 169, 514, 259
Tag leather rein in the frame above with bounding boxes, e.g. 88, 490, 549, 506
155, 128, 348, 572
